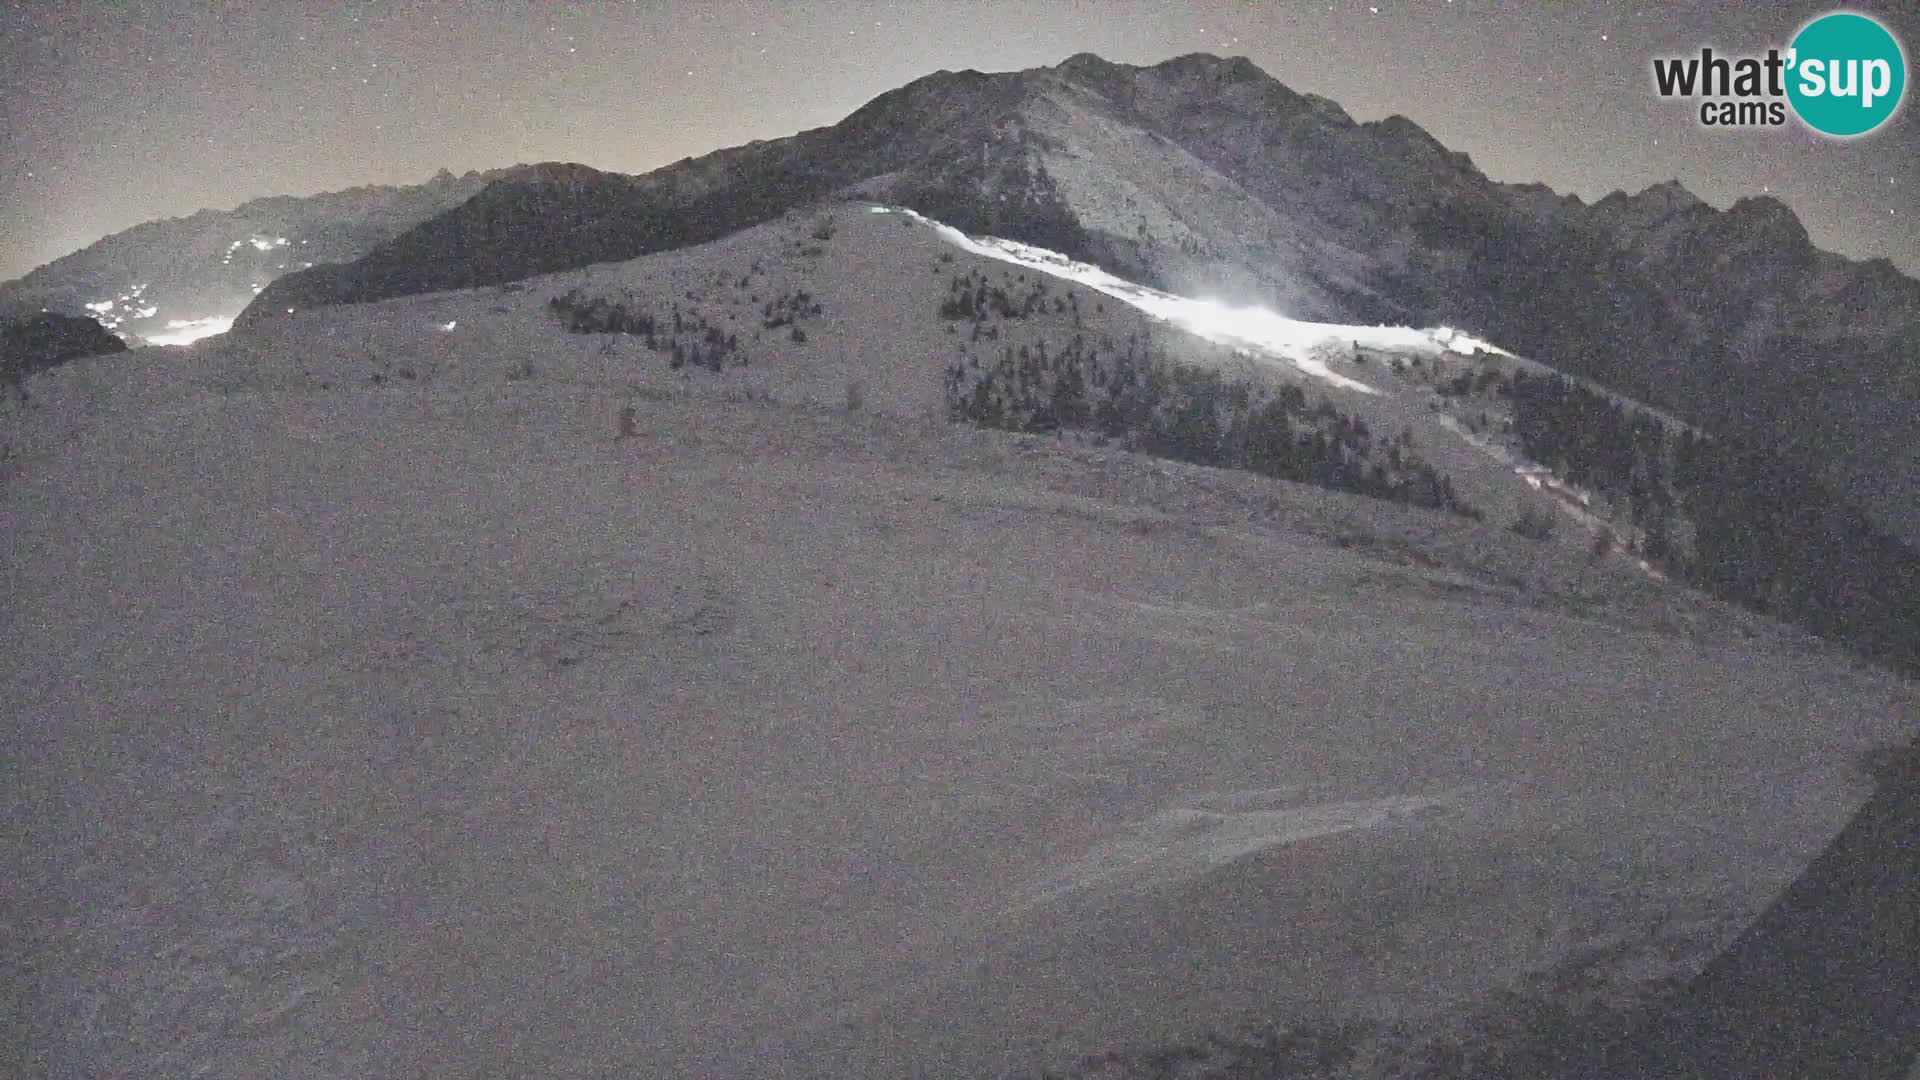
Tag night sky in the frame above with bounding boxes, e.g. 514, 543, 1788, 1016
3, 0, 1916, 282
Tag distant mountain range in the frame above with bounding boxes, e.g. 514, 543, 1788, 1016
8, 52, 1916, 538
0, 167, 536, 342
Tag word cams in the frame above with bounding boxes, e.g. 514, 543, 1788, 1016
1653, 47, 1897, 127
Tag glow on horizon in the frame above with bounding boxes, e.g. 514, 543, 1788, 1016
144, 315, 233, 346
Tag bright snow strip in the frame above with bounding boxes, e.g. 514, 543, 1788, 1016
1432, 325, 1511, 357
144, 316, 234, 347
876, 205, 1513, 394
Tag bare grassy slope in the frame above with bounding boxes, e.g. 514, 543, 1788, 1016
3, 211, 1915, 1079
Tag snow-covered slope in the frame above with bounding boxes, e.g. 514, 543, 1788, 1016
70, 198, 1823, 601
4, 201, 1914, 1079
204, 205, 1594, 546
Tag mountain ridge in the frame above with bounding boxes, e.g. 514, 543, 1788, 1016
246, 53, 1920, 537
0, 166, 542, 341
14, 51, 1918, 538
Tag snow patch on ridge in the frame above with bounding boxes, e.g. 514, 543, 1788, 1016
876, 205, 1509, 397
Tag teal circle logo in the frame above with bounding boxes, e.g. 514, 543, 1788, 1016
1786, 11, 1906, 137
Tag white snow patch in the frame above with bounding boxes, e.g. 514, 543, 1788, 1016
884, 205, 1512, 397
1432, 325, 1513, 357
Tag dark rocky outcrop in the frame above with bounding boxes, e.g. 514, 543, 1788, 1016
1, 312, 128, 388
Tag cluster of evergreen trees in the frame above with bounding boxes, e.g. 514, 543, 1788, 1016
1506, 371, 1676, 553
761, 288, 822, 330
1437, 365, 1508, 401
548, 289, 656, 337
942, 329, 1479, 520
547, 289, 743, 373
938, 268, 1070, 322
1504, 369, 1920, 673
668, 321, 743, 372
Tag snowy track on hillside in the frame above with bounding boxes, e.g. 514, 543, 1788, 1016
873, 204, 1506, 397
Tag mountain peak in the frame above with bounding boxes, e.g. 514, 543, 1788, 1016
1056, 52, 1117, 75
1727, 192, 1795, 219
1638, 179, 1703, 208
1723, 193, 1811, 250
1143, 52, 1275, 89
1592, 179, 1704, 221
1051, 51, 1272, 94
1369, 114, 1447, 151
508, 161, 617, 182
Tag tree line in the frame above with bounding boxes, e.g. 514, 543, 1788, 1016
943, 325, 1480, 520
1504, 369, 1920, 673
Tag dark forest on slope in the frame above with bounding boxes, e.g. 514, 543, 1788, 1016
1497, 370, 1920, 675
935, 270, 1481, 521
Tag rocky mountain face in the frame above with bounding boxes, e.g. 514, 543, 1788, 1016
243, 54, 1920, 537
0, 168, 532, 343
1569, 186, 1920, 531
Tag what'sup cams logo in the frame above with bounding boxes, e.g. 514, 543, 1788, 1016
1653, 10, 1907, 136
